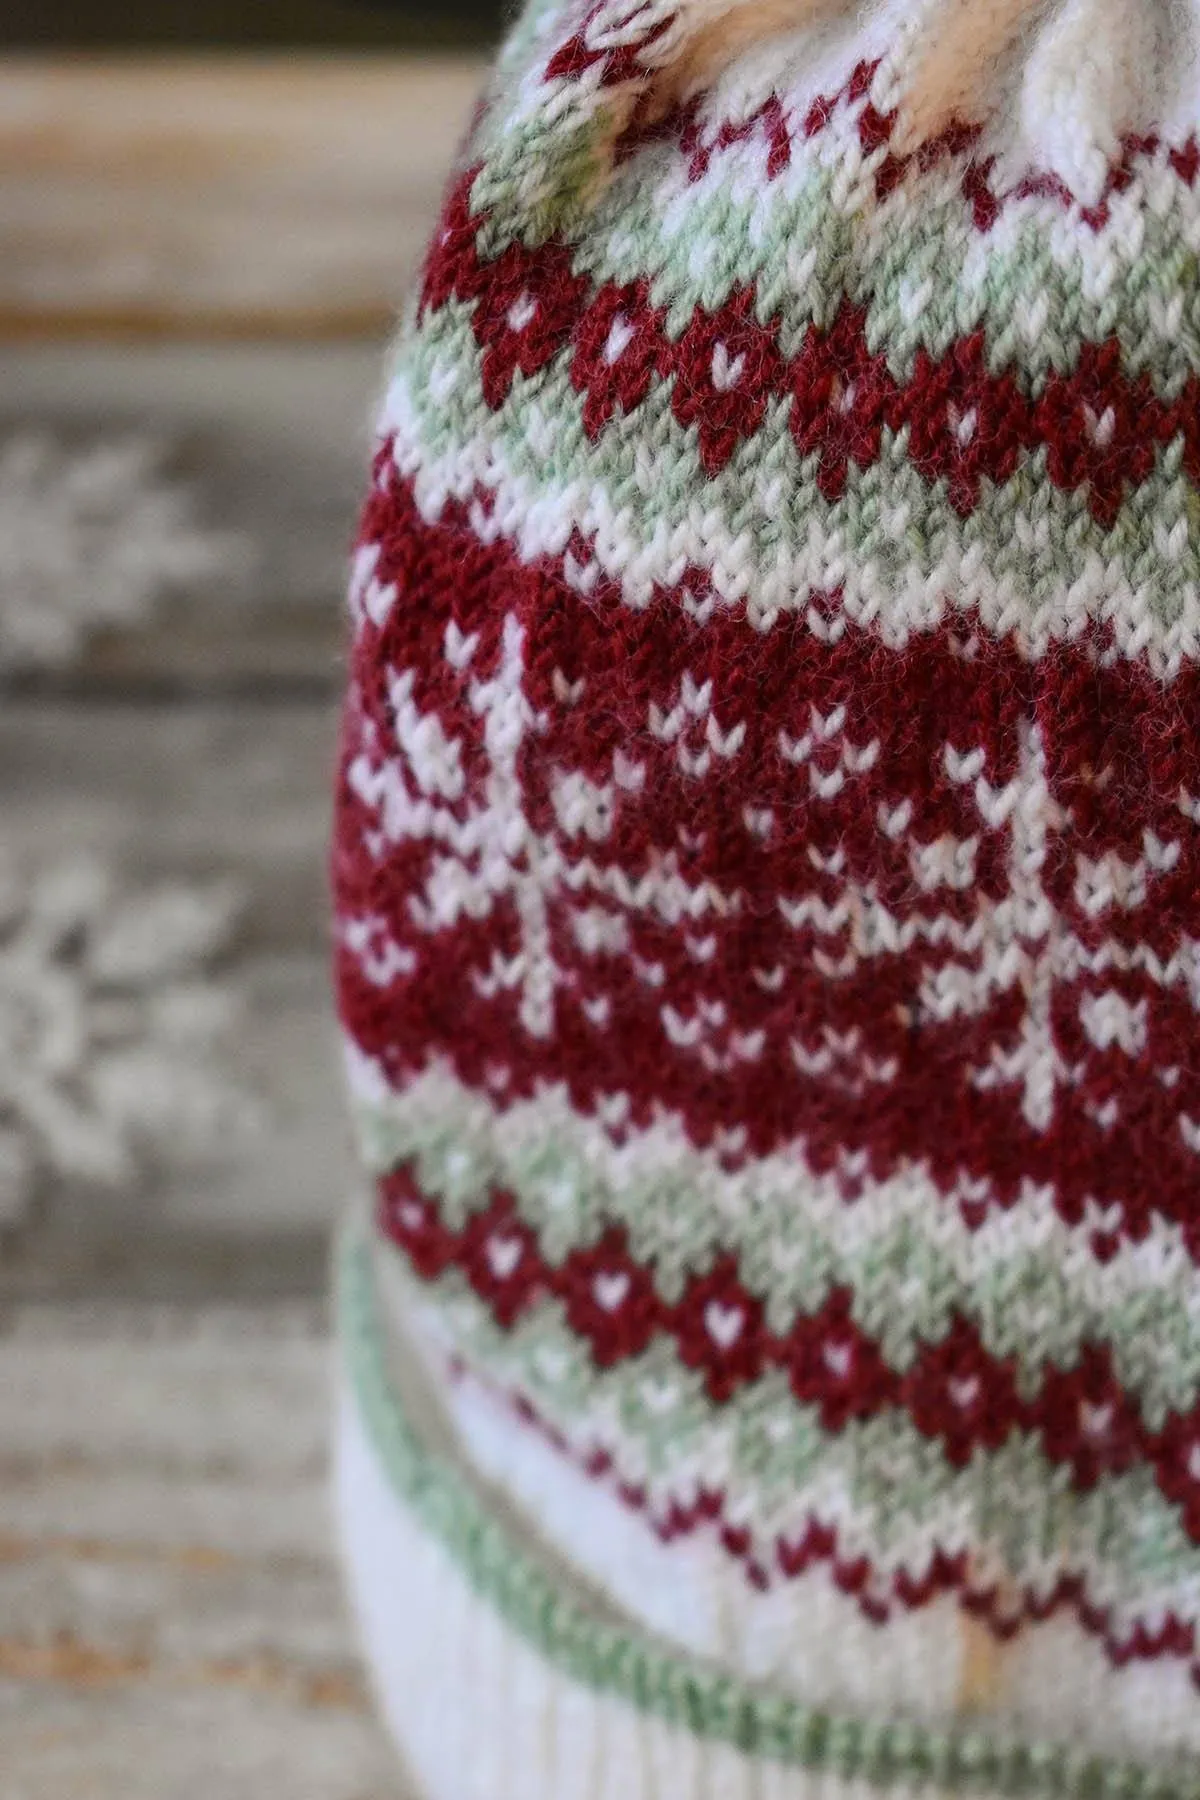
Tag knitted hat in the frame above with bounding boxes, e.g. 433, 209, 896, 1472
332, 0, 1200, 1793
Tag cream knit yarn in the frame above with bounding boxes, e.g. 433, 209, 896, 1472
333, 0, 1200, 1793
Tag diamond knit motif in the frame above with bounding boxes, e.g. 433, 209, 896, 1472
334, 0, 1200, 1782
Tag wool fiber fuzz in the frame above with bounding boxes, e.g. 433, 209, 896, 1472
333, 1, 1200, 1794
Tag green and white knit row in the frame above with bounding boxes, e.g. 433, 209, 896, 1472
462, 20, 1200, 392
350, 1060, 1200, 1428
384, 317, 1200, 668
345, 1231, 1200, 1796
471, 0, 703, 240
547, 122, 1200, 390
386, 1246, 1200, 1637
436, 1321, 1200, 1763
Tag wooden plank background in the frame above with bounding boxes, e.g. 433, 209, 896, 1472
0, 59, 489, 1790
0, 1302, 405, 1798
0, 58, 483, 336
0, 341, 381, 1289
0, 340, 411, 1780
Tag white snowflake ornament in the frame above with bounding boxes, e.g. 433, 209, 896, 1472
0, 857, 257, 1229
0, 431, 247, 673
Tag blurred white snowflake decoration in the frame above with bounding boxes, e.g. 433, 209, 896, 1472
0, 859, 259, 1228
0, 431, 245, 672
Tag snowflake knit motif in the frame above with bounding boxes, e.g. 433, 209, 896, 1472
0, 432, 245, 673
332, 0, 1200, 1793
0, 859, 254, 1230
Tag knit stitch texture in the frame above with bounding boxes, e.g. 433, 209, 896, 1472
332, 0, 1200, 1787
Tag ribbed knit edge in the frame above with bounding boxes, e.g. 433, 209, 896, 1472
335, 1225, 1200, 1800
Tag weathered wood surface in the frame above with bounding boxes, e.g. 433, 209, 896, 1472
0, 193, 441, 1783
0, 343, 381, 689
0, 1305, 407, 1797
0, 699, 357, 1262
0, 58, 482, 336
0, 345, 387, 1281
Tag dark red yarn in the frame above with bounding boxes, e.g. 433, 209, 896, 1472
378, 1165, 1192, 1520
334, 42, 1200, 1692
419, 166, 1200, 514
335, 462, 1200, 1256
445, 1349, 1200, 1680
545, 0, 675, 87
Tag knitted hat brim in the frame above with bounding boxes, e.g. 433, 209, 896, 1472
335, 1227, 1197, 1800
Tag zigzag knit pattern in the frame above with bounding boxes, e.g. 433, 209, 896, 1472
333, 0, 1200, 1785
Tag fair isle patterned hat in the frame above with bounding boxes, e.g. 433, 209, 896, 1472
332, 0, 1200, 1794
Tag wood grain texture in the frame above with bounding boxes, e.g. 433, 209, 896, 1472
0, 698, 357, 1248
0, 265, 413, 1786
0, 1310, 406, 1797
0, 342, 381, 691
0, 346, 384, 1271
0, 56, 483, 337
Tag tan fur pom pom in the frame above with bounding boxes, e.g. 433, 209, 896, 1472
635, 0, 848, 126
896, 0, 1044, 150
